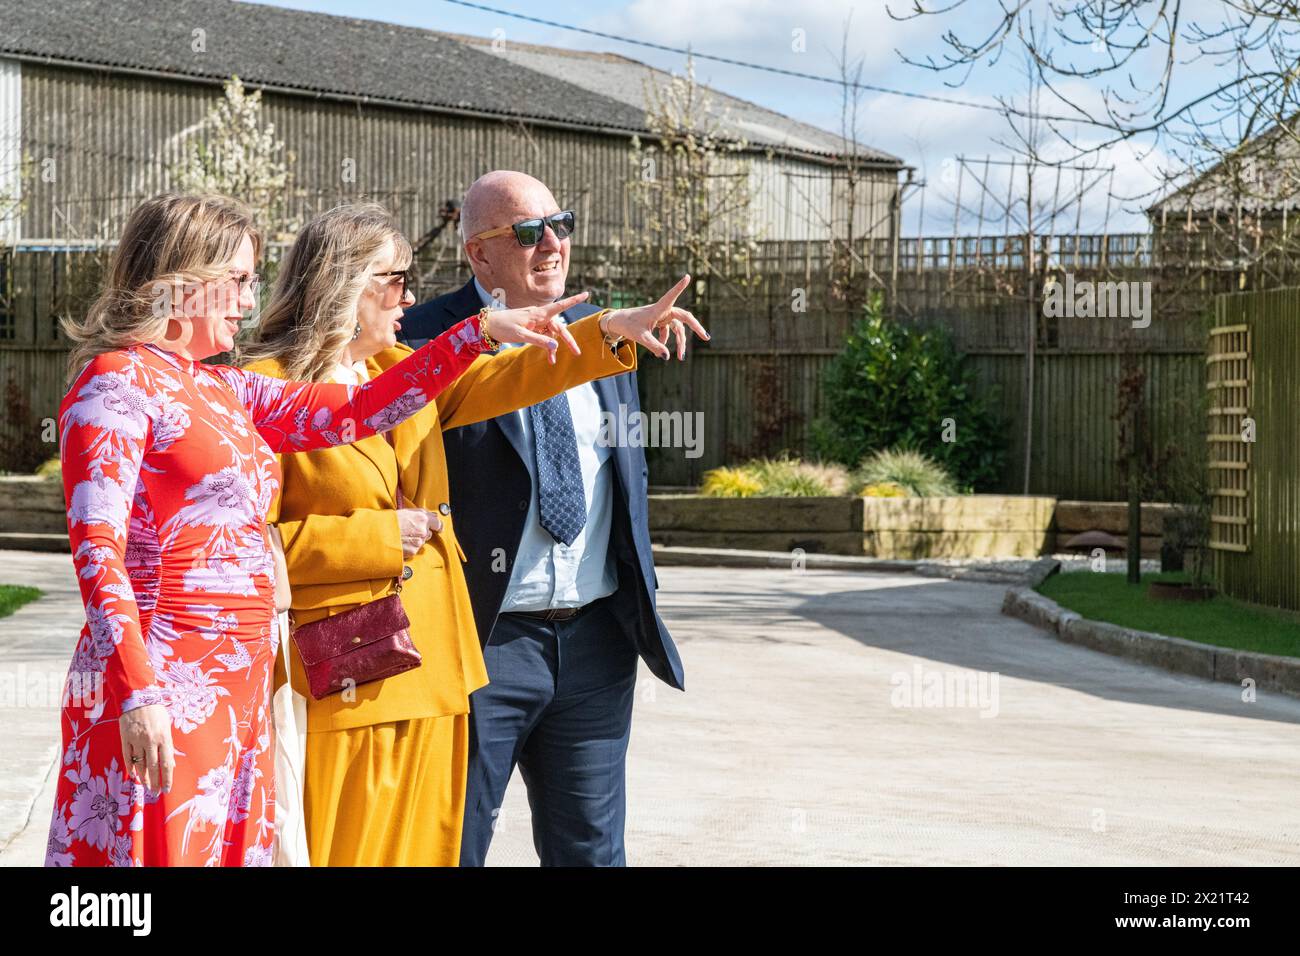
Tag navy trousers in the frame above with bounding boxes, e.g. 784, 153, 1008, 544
459, 598, 639, 866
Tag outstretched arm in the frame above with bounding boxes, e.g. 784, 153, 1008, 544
436, 277, 709, 430
220, 314, 495, 454
224, 294, 593, 453
438, 310, 636, 429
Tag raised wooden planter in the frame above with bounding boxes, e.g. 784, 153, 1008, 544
649, 494, 1183, 560
650, 494, 1058, 559
0, 475, 1179, 563
1053, 500, 1177, 557
0, 475, 69, 552
859, 495, 1056, 559
648, 495, 866, 554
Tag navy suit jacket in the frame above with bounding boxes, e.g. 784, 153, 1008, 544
399, 280, 684, 690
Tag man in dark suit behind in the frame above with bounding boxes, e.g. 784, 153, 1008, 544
399, 170, 705, 866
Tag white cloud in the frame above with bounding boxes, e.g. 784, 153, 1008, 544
591, 0, 935, 63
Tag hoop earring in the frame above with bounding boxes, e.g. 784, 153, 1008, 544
352, 323, 361, 341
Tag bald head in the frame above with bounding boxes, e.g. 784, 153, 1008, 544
460, 171, 571, 308
460, 170, 553, 241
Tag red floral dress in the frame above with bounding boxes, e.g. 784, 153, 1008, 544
45, 316, 493, 866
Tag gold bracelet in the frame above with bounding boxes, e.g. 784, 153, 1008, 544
476, 307, 501, 352
599, 310, 625, 350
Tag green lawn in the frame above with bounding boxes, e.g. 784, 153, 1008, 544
0, 584, 42, 619
1037, 571, 1300, 659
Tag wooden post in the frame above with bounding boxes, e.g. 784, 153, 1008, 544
889, 175, 901, 320
1127, 395, 1143, 585
1023, 162, 1036, 495
948, 158, 964, 308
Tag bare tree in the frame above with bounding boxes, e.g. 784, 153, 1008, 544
625, 56, 760, 318
890, 1, 1300, 206
831, 12, 871, 314
170, 75, 298, 252
0, 132, 26, 242
0, 166, 25, 243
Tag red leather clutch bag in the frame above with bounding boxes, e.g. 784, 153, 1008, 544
289, 591, 421, 700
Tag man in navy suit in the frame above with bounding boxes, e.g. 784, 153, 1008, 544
399, 171, 706, 866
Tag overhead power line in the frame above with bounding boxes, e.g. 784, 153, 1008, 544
441, 0, 1091, 125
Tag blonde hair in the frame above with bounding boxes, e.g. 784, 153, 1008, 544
63, 193, 261, 384
240, 202, 412, 383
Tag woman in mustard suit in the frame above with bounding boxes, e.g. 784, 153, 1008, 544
240, 203, 698, 865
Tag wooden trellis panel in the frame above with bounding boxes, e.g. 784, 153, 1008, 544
1206, 323, 1251, 552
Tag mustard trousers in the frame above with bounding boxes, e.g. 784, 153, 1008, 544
303, 713, 469, 867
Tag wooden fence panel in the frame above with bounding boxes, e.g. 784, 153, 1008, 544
0, 235, 1234, 504
1214, 289, 1300, 610
638, 345, 1204, 498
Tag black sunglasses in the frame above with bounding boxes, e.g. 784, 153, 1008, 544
373, 269, 417, 298
473, 210, 576, 247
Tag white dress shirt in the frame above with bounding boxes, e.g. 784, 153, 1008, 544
474, 278, 618, 612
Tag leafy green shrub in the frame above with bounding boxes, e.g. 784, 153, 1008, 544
854, 448, 957, 497
812, 294, 1006, 491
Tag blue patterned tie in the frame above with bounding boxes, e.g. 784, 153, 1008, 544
529, 392, 586, 545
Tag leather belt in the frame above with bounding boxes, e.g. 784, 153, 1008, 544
508, 604, 588, 622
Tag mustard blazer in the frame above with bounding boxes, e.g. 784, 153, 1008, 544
246, 310, 636, 733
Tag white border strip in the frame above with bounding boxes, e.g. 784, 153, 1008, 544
0, 58, 20, 245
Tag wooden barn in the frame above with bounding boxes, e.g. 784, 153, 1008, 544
0, 0, 906, 476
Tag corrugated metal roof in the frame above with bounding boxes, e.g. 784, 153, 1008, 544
0, 0, 645, 131
448, 33, 901, 165
1149, 118, 1300, 216
0, 0, 903, 167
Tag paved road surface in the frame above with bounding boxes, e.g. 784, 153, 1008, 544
2, 550, 1297, 866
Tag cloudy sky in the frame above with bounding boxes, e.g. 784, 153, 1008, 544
251, 0, 1230, 233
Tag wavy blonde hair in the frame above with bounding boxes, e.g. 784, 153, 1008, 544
62, 194, 261, 384
240, 203, 412, 383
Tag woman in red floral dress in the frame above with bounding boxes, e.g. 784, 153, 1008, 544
45, 194, 584, 866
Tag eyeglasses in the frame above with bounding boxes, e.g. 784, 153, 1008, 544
471, 210, 576, 247
372, 269, 416, 299
227, 271, 261, 294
